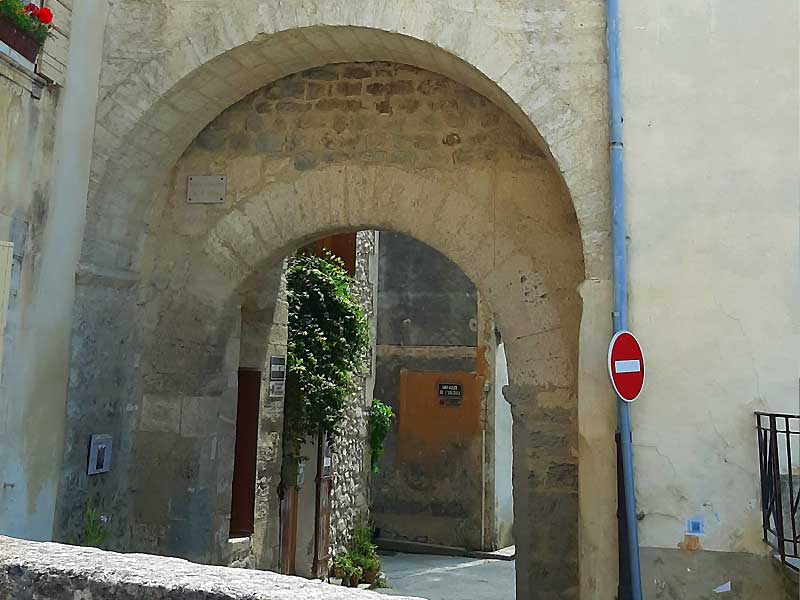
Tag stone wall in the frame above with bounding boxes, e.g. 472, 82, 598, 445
329, 231, 377, 555
0, 536, 421, 600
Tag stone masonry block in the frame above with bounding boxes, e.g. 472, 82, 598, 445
335, 81, 363, 96
366, 81, 414, 95
342, 65, 371, 79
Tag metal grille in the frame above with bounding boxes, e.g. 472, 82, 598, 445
756, 412, 800, 571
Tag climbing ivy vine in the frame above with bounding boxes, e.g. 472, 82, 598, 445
283, 252, 369, 457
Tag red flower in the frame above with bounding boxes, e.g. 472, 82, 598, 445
35, 7, 53, 24
24, 3, 38, 13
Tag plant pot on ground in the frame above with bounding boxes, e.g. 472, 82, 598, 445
357, 554, 381, 584
340, 565, 362, 588
331, 554, 351, 580
349, 572, 361, 588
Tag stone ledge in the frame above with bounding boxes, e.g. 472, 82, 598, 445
0, 536, 421, 600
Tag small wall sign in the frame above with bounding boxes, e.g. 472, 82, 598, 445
87, 434, 113, 475
187, 175, 226, 204
269, 355, 287, 398
438, 383, 463, 407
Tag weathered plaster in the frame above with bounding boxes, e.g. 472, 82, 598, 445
0, 0, 109, 542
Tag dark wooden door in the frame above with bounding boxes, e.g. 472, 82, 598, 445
229, 369, 260, 536
279, 484, 298, 575
312, 433, 333, 579
309, 233, 357, 276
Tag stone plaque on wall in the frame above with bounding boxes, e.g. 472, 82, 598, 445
187, 176, 226, 204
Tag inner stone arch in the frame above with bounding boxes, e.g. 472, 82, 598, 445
59, 62, 586, 599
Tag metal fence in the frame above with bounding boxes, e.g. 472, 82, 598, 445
756, 412, 800, 571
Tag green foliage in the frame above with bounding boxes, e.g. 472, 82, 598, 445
351, 522, 377, 558
0, 1, 50, 43
356, 553, 380, 573
334, 553, 362, 582
284, 252, 369, 457
74, 502, 111, 548
369, 398, 394, 473
349, 522, 380, 573
332, 553, 353, 574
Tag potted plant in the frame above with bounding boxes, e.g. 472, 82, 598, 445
331, 553, 352, 580
351, 523, 381, 584
339, 559, 362, 588
359, 554, 381, 584
0, 1, 54, 63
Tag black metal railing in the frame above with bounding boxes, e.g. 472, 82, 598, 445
756, 412, 800, 571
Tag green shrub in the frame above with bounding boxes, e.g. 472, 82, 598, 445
284, 252, 369, 456
368, 398, 394, 473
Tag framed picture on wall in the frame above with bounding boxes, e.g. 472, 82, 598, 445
87, 434, 113, 475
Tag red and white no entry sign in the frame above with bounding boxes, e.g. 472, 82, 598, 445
608, 330, 646, 402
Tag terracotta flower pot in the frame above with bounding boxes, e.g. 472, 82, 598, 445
362, 569, 378, 584
0, 17, 41, 63
349, 574, 360, 587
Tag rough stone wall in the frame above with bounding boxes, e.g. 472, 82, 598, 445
61, 59, 585, 599
329, 231, 376, 555
0, 536, 421, 600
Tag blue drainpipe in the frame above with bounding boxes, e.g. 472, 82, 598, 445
606, 1, 644, 598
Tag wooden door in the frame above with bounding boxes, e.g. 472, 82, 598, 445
229, 369, 260, 536
312, 433, 333, 579
280, 484, 298, 575
309, 233, 357, 276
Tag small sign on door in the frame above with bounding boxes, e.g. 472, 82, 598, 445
438, 383, 463, 407
269, 356, 287, 398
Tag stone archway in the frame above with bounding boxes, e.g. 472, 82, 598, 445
60, 12, 617, 597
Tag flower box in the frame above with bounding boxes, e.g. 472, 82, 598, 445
0, 15, 40, 62
0, 2, 53, 64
